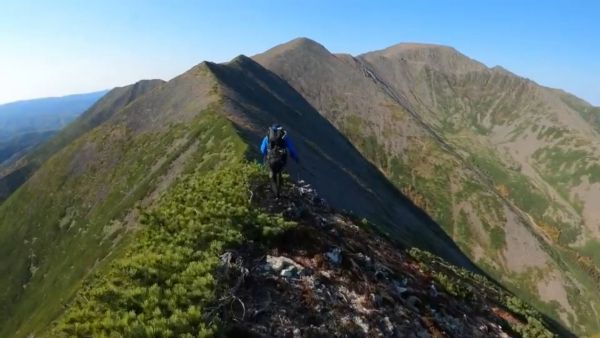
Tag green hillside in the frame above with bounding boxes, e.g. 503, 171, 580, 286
0, 62, 223, 336
0, 108, 234, 337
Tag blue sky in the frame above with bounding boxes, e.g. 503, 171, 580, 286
1, 0, 599, 105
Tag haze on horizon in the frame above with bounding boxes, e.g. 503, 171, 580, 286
1, 0, 598, 105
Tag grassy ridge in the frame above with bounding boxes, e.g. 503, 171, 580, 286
0, 110, 240, 337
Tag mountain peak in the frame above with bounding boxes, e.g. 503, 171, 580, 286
253, 37, 331, 65
280, 37, 328, 50
219, 54, 269, 75
360, 42, 487, 73
229, 54, 254, 65
384, 42, 457, 52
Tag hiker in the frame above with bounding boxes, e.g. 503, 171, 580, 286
260, 124, 299, 197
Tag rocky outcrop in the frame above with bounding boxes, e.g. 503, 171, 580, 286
215, 180, 565, 337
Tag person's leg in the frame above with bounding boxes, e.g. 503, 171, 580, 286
275, 170, 283, 198
277, 156, 287, 198
269, 167, 278, 196
269, 159, 285, 198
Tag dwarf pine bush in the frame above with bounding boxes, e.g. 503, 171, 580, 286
52, 162, 294, 337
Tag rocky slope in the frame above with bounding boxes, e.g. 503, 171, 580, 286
255, 38, 600, 335
218, 178, 569, 338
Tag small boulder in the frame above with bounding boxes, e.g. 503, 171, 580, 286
264, 255, 304, 276
325, 248, 342, 266
392, 279, 408, 297
429, 283, 438, 298
382, 316, 394, 334
353, 316, 369, 334
281, 265, 302, 278
407, 295, 422, 311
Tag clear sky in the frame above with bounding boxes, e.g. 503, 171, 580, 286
1, 0, 599, 105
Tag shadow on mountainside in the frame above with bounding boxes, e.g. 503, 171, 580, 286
203, 56, 574, 337
204, 55, 478, 271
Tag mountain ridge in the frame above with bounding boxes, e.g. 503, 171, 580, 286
0, 48, 481, 337
206, 53, 477, 269
255, 37, 600, 334
0, 37, 597, 336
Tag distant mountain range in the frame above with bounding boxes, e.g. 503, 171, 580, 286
0, 91, 107, 165
0, 38, 598, 337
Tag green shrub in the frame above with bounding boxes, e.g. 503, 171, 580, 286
52, 163, 294, 337
517, 316, 554, 338
432, 271, 470, 299
489, 226, 506, 251
505, 296, 540, 319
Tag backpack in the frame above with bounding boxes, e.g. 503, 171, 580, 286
267, 127, 288, 169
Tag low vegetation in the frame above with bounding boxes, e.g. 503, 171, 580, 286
52, 163, 294, 337
0, 110, 245, 337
